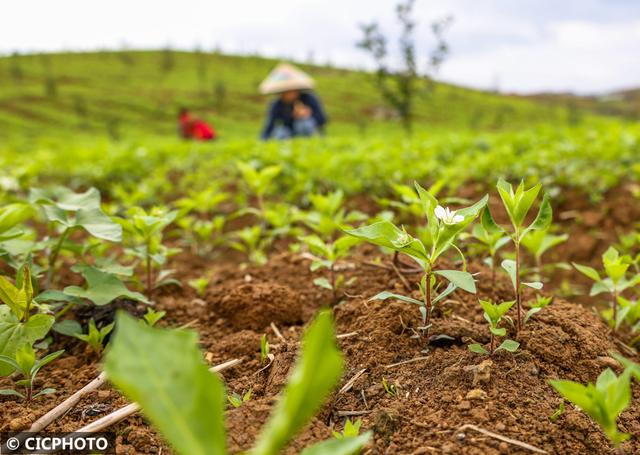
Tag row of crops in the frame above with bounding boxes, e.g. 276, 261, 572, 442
1, 122, 640, 453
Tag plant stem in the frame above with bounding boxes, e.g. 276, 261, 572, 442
330, 263, 337, 304
612, 288, 618, 331
45, 228, 69, 289
515, 239, 522, 333
145, 236, 153, 300
490, 333, 495, 355
424, 268, 433, 327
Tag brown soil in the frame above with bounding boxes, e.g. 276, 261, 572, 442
2, 186, 640, 454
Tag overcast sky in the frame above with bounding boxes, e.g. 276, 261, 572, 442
2, 0, 639, 94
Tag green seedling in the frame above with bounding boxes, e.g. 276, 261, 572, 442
260, 334, 270, 364
176, 215, 226, 256
524, 295, 553, 324
237, 161, 281, 213
119, 207, 180, 299
332, 419, 363, 439
188, 277, 210, 297
142, 308, 166, 327
105, 311, 371, 455
521, 229, 568, 279
346, 182, 487, 331
0, 343, 64, 401
549, 401, 565, 423
175, 186, 229, 217
573, 246, 640, 330
29, 187, 122, 288
302, 190, 367, 239
484, 179, 552, 332
299, 234, 359, 304
0, 203, 33, 243
0, 265, 35, 322
469, 300, 519, 355
615, 297, 640, 335
550, 368, 632, 447
227, 388, 252, 408
74, 318, 114, 355
230, 225, 271, 265
382, 377, 398, 397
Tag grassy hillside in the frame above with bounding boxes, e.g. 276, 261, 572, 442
0, 50, 620, 140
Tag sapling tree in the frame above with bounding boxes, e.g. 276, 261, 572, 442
346, 182, 487, 331
299, 234, 360, 304
573, 246, 640, 330
0, 343, 64, 401
468, 300, 519, 355
104, 310, 372, 455
484, 179, 552, 332
550, 368, 632, 448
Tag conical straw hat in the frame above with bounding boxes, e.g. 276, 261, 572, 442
259, 63, 315, 95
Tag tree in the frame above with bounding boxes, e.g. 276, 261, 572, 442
357, 0, 452, 133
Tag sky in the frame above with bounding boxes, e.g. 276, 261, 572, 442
1, 0, 639, 94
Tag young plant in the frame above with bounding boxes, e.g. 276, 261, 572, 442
0, 266, 55, 376
29, 187, 122, 288
302, 190, 367, 239
524, 295, 553, 324
237, 161, 281, 213
485, 179, 552, 332
573, 246, 640, 330
104, 311, 371, 455
63, 265, 148, 306
616, 296, 640, 334
299, 234, 359, 304
521, 229, 568, 279
227, 388, 252, 408
74, 319, 114, 355
230, 225, 271, 265
468, 300, 519, 355
346, 182, 487, 331
119, 207, 180, 299
332, 419, 363, 439
188, 277, 210, 297
550, 368, 632, 447
381, 377, 398, 397
142, 308, 166, 327
0, 343, 64, 401
260, 333, 270, 364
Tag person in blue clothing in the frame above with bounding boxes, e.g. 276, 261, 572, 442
259, 63, 327, 140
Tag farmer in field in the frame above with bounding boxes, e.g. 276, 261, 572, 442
178, 108, 217, 141
259, 63, 327, 140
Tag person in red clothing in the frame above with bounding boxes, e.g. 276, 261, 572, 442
178, 108, 217, 141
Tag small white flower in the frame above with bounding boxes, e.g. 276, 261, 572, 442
0, 176, 19, 192
435, 205, 464, 225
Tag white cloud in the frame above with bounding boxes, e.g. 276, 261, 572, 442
0, 0, 638, 93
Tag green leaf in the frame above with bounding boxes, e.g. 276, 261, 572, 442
104, 312, 227, 455
252, 311, 343, 455
480, 206, 503, 235
368, 291, 423, 306
523, 281, 543, 290
501, 260, 517, 290
0, 388, 25, 398
513, 183, 541, 227
521, 193, 552, 239
0, 307, 54, 376
299, 432, 372, 455
313, 278, 333, 290
0, 203, 33, 239
63, 266, 148, 306
435, 270, 476, 293
490, 327, 507, 337
468, 343, 489, 355
497, 339, 519, 352
75, 208, 122, 242
0, 275, 23, 319
344, 221, 428, 264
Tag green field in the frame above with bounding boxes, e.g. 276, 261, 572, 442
0, 50, 629, 142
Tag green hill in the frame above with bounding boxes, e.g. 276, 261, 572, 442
0, 50, 621, 140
